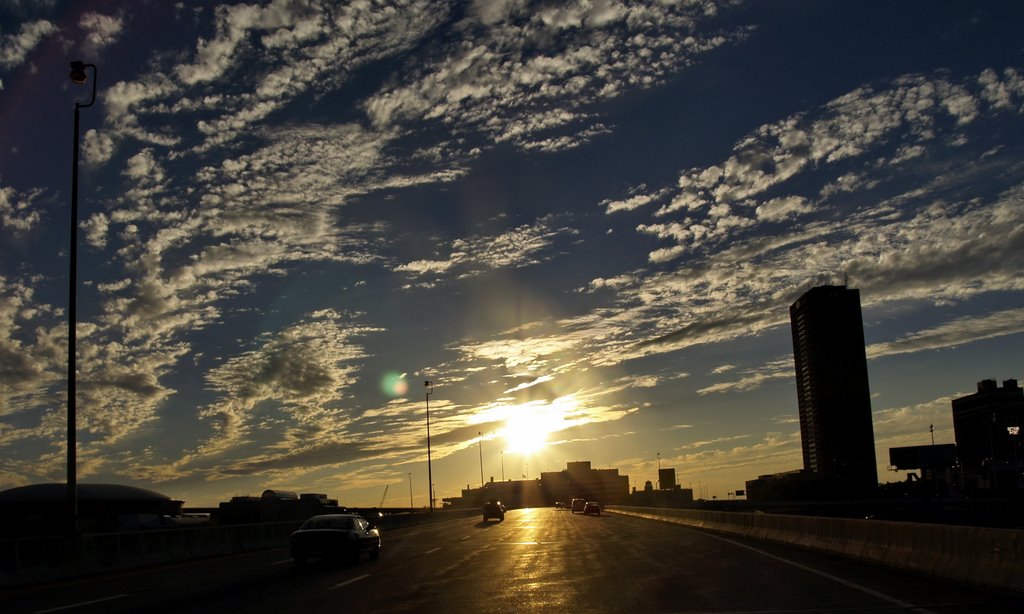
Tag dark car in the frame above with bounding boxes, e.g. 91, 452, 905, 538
482, 499, 506, 521
583, 501, 601, 515
289, 513, 380, 567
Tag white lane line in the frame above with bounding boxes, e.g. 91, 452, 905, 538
425, 547, 441, 554
329, 574, 370, 590
706, 533, 939, 614
35, 594, 129, 613
271, 558, 293, 565
460, 535, 471, 541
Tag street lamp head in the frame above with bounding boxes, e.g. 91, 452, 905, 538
424, 380, 432, 387
69, 61, 89, 84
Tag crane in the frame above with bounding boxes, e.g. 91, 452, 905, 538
379, 484, 389, 508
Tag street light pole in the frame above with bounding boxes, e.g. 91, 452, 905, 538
425, 381, 434, 512
408, 472, 413, 511
478, 431, 484, 488
67, 60, 97, 540
656, 452, 661, 489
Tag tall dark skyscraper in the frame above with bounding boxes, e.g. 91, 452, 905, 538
790, 285, 877, 489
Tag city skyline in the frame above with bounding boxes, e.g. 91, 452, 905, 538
1, 1, 1023, 507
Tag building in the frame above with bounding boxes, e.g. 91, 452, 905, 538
887, 444, 959, 497
790, 285, 878, 493
952, 379, 1024, 490
453, 478, 547, 509
658, 468, 676, 490
745, 470, 817, 502
215, 489, 342, 524
539, 461, 630, 505
446, 461, 630, 508
888, 444, 959, 477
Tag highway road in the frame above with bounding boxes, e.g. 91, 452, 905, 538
3, 507, 1020, 613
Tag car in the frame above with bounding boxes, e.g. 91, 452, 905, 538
289, 513, 380, 567
570, 498, 587, 514
482, 499, 506, 521
554, 501, 565, 509
583, 501, 601, 515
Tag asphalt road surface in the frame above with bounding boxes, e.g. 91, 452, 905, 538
3, 507, 1020, 613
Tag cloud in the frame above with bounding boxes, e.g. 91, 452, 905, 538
394, 214, 577, 281
79, 11, 124, 55
0, 276, 64, 413
868, 307, 1024, 359
698, 359, 793, 396
0, 185, 44, 233
634, 430, 803, 487
175, 310, 377, 471
755, 195, 814, 222
650, 70, 1024, 260
365, 0, 746, 151
504, 374, 554, 394
0, 19, 56, 70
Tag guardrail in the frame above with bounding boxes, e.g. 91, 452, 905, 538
606, 506, 1024, 593
0, 508, 479, 587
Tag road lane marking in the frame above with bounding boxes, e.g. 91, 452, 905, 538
35, 594, 129, 613
707, 533, 939, 614
460, 535, 471, 541
272, 558, 293, 565
425, 547, 441, 554
330, 574, 370, 590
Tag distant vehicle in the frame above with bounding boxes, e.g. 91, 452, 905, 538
570, 498, 587, 514
482, 499, 506, 521
583, 501, 601, 516
289, 513, 380, 567
554, 501, 565, 509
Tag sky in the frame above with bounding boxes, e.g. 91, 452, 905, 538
1, 0, 1022, 507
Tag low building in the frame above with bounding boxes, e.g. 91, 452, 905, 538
214, 488, 341, 524
0, 483, 184, 536
743, 469, 859, 502
627, 484, 694, 507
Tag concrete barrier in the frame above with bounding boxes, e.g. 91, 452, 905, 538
606, 506, 1023, 593
0, 507, 480, 587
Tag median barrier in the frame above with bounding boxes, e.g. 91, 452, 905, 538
606, 506, 1023, 593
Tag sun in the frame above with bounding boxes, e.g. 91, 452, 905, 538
501, 414, 549, 454
498, 401, 570, 455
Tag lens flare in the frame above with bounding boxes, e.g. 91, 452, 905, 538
380, 372, 409, 397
